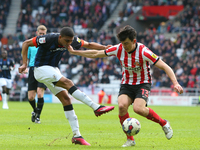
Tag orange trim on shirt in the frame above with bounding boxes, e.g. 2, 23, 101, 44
32, 37, 37, 47
81, 39, 84, 47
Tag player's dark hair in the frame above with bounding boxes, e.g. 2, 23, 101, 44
60, 27, 75, 37
117, 25, 137, 42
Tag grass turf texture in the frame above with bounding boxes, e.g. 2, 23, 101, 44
0, 102, 200, 150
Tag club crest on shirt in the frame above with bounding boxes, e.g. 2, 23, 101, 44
134, 62, 141, 66
39, 37, 46, 44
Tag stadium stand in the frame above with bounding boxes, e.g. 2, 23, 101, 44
0, 0, 200, 98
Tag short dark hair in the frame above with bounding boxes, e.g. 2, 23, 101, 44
60, 27, 75, 37
117, 25, 137, 41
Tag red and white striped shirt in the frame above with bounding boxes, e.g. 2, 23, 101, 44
105, 42, 159, 85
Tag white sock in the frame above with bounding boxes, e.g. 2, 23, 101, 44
71, 89, 100, 110
2, 93, 7, 105
64, 110, 81, 137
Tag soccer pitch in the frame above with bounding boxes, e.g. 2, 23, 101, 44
0, 102, 200, 150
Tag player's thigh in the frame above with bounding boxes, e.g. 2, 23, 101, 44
34, 66, 66, 95
135, 83, 151, 106
45, 82, 66, 95
118, 84, 135, 107
37, 87, 45, 95
118, 94, 133, 109
5, 79, 12, 89
37, 82, 47, 90
34, 66, 63, 84
133, 98, 147, 108
0, 78, 7, 87
28, 67, 38, 91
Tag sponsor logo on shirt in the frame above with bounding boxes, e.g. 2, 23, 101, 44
123, 61, 142, 71
50, 48, 66, 52
77, 38, 81, 43
151, 53, 157, 59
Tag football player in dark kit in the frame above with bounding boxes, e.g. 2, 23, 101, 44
19, 27, 114, 146
0, 50, 14, 109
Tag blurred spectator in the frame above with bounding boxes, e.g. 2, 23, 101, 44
18, 32, 26, 42
1, 34, 8, 46
100, 74, 110, 84
16, 77, 25, 89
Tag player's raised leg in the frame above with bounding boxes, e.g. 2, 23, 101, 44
56, 77, 114, 117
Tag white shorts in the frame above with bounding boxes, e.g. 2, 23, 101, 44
0, 78, 12, 89
34, 66, 66, 95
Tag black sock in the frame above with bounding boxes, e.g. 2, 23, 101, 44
29, 99, 36, 112
37, 98, 44, 118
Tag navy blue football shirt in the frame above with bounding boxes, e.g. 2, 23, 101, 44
32, 33, 83, 67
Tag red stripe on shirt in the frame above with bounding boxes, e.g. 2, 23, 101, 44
116, 44, 124, 83
131, 51, 137, 85
117, 44, 123, 66
107, 46, 117, 53
139, 45, 145, 84
124, 51, 129, 84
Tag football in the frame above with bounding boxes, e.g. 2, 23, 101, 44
122, 118, 141, 136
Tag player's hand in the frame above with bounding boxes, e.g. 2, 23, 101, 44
18, 64, 27, 74
105, 45, 112, 49
67, 45, 75, 54
174, 84, 183, 94
22, 68, 28, 74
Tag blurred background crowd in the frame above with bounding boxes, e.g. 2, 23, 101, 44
0, 0, 200, 97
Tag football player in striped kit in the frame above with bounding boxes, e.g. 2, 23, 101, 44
67, 25, 183, 147
0, 50, 14, 109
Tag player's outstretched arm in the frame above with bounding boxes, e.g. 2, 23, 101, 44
68, 45, 107, 58
82, 40, 112, 50
154, 59, 183, 94
18, 38, 35, 73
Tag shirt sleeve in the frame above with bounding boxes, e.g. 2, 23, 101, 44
33, 35, 49, 47
143, 47, 159, 65
71, 36, 83, 49
105, 44, 119, 56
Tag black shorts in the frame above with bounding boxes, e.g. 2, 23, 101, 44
118, 83, 151, 103
28, 67, 47, 91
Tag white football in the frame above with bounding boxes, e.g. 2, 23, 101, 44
122, 118, 141, 136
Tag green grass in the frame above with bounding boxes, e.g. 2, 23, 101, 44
0, 102, 200, 150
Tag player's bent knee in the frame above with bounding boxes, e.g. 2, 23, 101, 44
118, 103, 128, 113
28, 96, 35, 101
